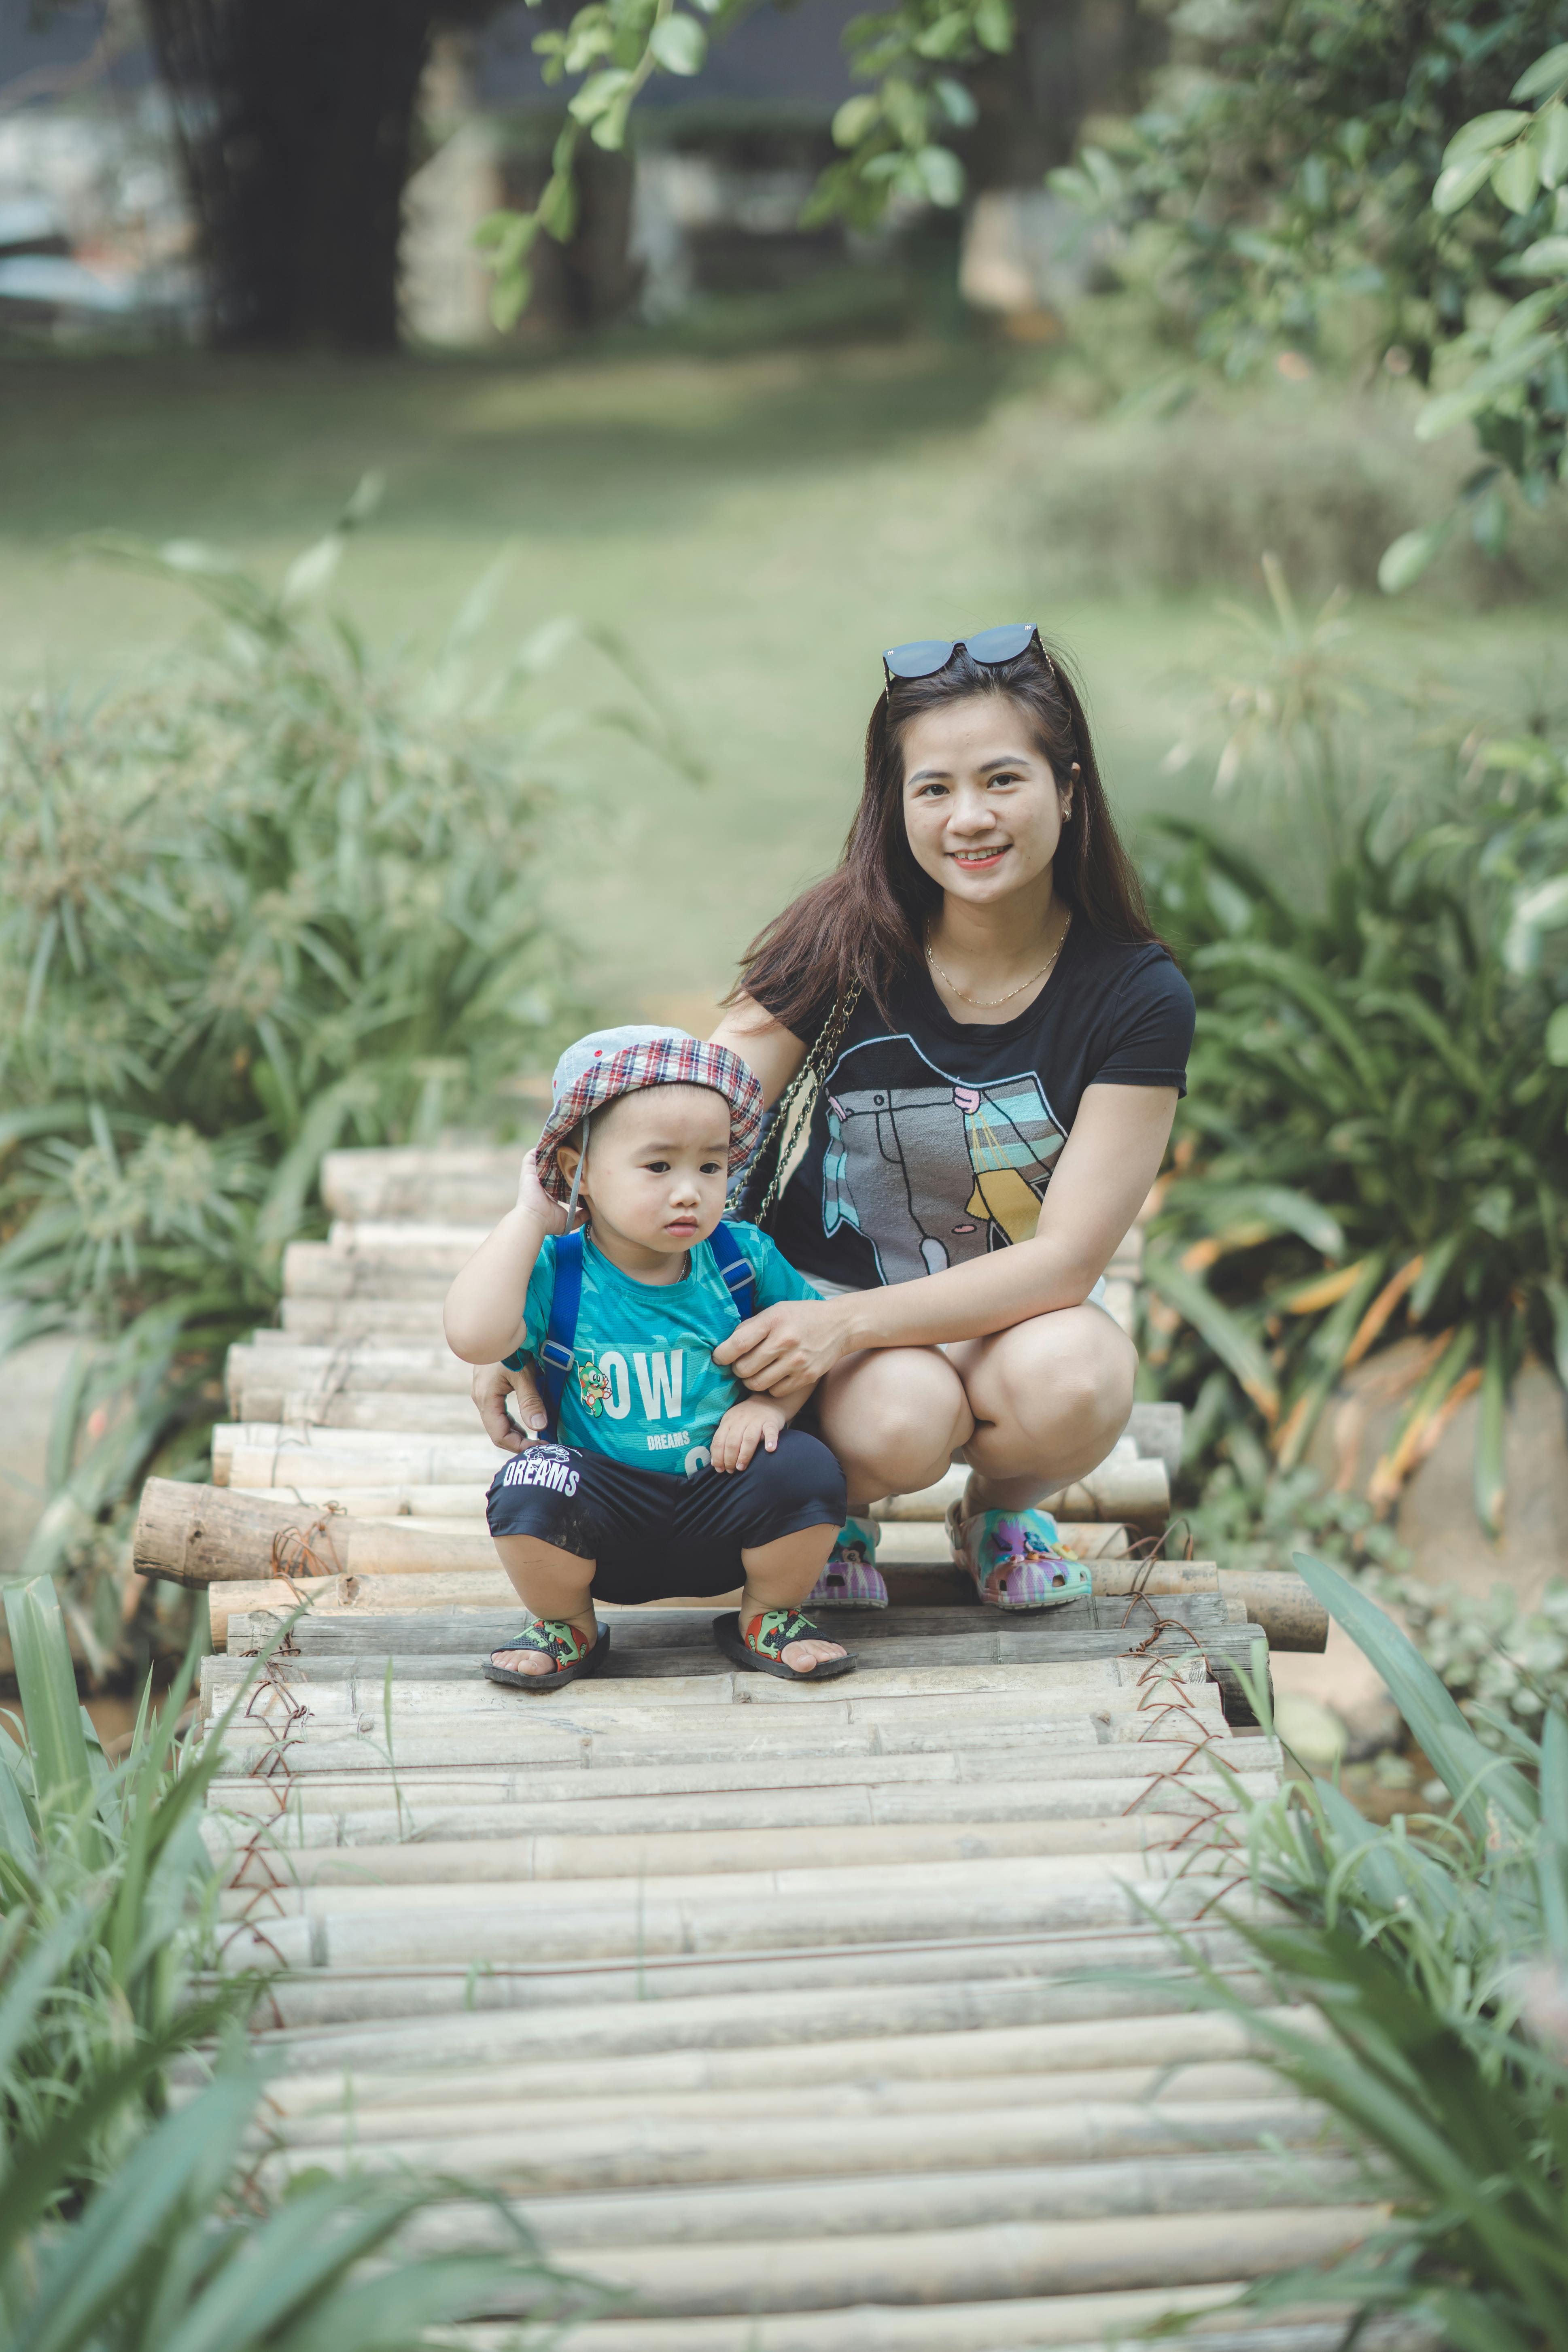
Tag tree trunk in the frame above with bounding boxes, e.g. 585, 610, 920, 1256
141, 0, 438, 349
958, 0, 1163, 189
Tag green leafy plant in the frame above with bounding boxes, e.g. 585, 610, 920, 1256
1140, 573, 1568, 1537
0, 1577, 592, 2344
475, 0, 1015, 325
1050, 4, 1568, 578
1158, 1554, 1568, 2345
0, 500, 691, 1648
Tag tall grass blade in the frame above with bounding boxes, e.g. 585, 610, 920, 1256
2, 1579, 106, 1867
1290, 1552, 1537, 1839
1538, 1710, 1568, 1965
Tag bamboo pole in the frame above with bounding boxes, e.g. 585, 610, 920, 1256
238, 1942, 1268, 2050
280, 1299, 449, 1342
219, 1845, 1188, 1919
439, 2282, 1290, 2352
321, 1146, 524, 1223
361, 2203, 1383, 2316
218, 1773, 1271, 1854
252, 2005, 1291, 2111
223, 1813, 1227, 1890
218, 1872, 1271, 1973
243, 2098, 1339, 2195
257, 2064, 1297, 2144
205, 1734, 1280, 1817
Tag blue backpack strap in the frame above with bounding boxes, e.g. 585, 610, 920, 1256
536, 1227, 585, 1440
707, 1218, 756, 1325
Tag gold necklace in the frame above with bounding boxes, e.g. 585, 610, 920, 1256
925, 911, 1072, 1009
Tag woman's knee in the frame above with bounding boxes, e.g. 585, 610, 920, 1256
962, 1310, 1135, 1469
817, 1347, 971, 1492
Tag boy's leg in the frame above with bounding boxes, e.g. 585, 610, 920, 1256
490, 1535, 597, 1677
738, 1520, 846, 1675
671, 1428, 850, 1676
484, 1442, 609, 1676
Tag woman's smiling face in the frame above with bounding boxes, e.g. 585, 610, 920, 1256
899, 693, 1069, 907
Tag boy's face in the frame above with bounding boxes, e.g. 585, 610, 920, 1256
557, 1085, 730, 1257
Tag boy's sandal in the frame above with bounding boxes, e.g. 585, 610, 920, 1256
483, 1619, 610, 1692
713, 1608, 856, 1683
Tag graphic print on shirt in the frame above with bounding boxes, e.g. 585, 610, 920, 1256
576, 1345, 688, 1445
821, 1032, 1067, 1283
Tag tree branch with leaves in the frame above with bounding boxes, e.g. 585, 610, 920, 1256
475, 0, 1016, 326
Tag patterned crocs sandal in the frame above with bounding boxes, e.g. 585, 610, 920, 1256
805, 1515, 889, 1609
946, 1501, 1093, 1612
483, 1618, 611, 1692
713, 1607, 857, 1682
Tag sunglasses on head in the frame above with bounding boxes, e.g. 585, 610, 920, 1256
882, 622, 1046, 684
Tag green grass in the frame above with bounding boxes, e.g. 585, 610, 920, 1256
2, 342, 1563, 1010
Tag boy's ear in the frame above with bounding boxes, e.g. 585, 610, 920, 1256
555, 1142, 581, 1189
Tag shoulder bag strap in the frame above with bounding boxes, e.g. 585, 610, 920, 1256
751, 979, 863, 1231
536, 1226, 585, 1441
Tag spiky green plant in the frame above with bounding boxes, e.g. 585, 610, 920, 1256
0, 1576, 593, 2344
1140, 574, 1568, 1537
0, 500, 694, 1645
1157, 1556, 1568, 2346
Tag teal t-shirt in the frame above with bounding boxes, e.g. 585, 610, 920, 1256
504, 1222, 820, 1477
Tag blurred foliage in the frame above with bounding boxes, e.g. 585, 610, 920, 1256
1001, 377, 1564, 598
0, 1577, 587, 2344
1172, 1556, 1568, 2346
478, 0, 1012, 325
0, 493, 691, 1662
1050, 4, 1568, 575
1139, 562, 1568, 1540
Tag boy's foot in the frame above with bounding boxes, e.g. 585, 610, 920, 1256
714, 1607, 855, 1681
946, 1500, 1092, 1612
485, 1615, 607, 1689
805, 1515, 889, 1609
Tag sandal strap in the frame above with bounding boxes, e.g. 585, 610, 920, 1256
741, 1607, 819, 1660
498, 1619, 594, 1668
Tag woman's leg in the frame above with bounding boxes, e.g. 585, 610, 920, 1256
946, 1303, 1136, 1511
813, 1345, 975, 1510
490, 1535, 597, 1675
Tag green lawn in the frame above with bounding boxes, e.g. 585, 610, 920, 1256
2, 342, 1561, 1013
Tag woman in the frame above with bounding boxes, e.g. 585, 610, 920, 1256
473, 625, 1192, 1612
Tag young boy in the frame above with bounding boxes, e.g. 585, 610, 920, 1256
443, 1027, 853, 1693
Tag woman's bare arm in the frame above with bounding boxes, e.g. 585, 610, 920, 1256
709, 996, 808, 1106
712, 1084, 1177, 1393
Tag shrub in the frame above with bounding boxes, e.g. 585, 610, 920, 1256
1168, 1556, 1568, 2346
0, 510, 692, 1656
1001, 382, 1557, 600
0, 1577, 588, 2342
1139, 568, 1568, 1538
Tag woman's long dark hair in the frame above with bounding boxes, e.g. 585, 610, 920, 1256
737, 635, 1157, 1034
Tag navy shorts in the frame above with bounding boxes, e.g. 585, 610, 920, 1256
484, 1427, 848, 1605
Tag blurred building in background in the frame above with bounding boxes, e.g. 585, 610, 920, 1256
0, 0, 1139, 348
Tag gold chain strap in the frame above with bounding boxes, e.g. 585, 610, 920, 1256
753, 979, 863, 1227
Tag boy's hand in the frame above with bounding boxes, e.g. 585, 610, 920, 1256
516, 1149, 570, 1232
710, 1396, 788, 1475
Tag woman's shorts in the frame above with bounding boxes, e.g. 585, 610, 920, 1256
485, 1426, 848, 1606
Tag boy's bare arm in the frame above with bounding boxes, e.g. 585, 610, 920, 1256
444, 1152, 564, 1365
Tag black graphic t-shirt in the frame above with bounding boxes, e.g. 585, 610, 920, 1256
749, 924, 1194, 1289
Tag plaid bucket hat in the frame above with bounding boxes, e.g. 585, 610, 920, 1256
534, 1025, 764, 1206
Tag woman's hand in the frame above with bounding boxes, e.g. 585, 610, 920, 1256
712, 1296, 855, 1396
471, 1359, 548, 1451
